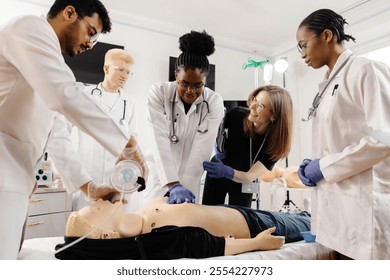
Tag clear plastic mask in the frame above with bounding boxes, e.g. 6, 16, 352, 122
110, 160, 142, 194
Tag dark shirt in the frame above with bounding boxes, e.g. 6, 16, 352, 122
223, 107, 275, 171
55, 226, 225, 260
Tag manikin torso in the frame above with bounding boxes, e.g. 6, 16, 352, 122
136, 197, 251, 238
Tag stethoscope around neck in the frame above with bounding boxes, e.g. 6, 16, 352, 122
169, 90, 210, 144
91, 83, 127, 125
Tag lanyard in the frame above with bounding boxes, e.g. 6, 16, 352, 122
249, 130, 269, 167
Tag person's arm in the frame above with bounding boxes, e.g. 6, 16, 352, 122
46, 113, 91, 194
47, 114, 122, 201
224, 227, 285, 255
320, 61, 390, 183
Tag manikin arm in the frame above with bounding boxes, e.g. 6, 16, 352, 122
224, 227, 285, 255
232, 161, 269, 183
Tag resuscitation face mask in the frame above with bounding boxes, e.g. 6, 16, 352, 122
110, 160, 143, 194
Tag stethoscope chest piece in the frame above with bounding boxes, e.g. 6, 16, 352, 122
119, 118, 126, 125
170, 134, 179, 144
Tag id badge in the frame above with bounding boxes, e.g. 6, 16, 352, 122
241, 179, 260, 194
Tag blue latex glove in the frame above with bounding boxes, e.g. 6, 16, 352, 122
304, 158, 324, 183
298, 158, 323, 186
298, 159, 316, 186
203, 158, 234, 180
165, 183, 196, 204
214, 151, 226, 161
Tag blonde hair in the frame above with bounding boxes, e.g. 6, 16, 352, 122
65, 212, 120, 239
104, 48, 134, 65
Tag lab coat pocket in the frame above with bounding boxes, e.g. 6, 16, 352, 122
0, 131, 35, 192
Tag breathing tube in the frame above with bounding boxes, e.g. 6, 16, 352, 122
54, 160, 143, 254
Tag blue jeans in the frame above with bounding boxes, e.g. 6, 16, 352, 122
222, 205, 311, 243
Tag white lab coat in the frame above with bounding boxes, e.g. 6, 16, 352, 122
145, 81, 224, 201
77, 84, 138, 184
311, 49, 390, 259
72, 84, 140, 211
0, 15, 128, 259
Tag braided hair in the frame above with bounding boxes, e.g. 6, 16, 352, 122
175, 30, 215, 76
299, 9, 355, 43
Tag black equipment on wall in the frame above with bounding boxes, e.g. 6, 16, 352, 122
63, 42, 124, 84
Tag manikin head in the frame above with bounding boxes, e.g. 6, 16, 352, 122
66, 199, 142, 239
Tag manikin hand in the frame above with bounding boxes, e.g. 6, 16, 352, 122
298, 158, 323, 186
165, 183, 196, 204
80, 181, 119, 201
117, 136, 149, 181
203, 158, 234, 180
253, 227, 285, 251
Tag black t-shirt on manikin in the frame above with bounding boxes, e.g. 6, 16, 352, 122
55, 226, 225, 260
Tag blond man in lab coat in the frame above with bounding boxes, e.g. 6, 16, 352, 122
71, 48, 142, 211
0, 0, 134, 259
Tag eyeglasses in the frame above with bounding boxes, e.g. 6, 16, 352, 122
177, 80, 205, 92
80, 17, 100, 46
111, 66, 133, 76
251, 97, 274, 114
297, 33, 319, 55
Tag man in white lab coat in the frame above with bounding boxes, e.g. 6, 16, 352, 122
0, 0, 132, 259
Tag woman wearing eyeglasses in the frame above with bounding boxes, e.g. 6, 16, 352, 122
202, 85, 293, 208
296, 9, 390, 260
145, 30, 224, 204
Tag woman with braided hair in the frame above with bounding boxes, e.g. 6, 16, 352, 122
145, 30, 224, 204
296, 8, 390, 259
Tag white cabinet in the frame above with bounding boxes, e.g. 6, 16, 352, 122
25, 188, 72, 239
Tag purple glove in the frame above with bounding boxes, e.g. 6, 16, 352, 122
203, 159, 234, 180
165, 183, 196, 204
214, 151, 226, 161
304, 158, 323, 183
298, 158, 323, 186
